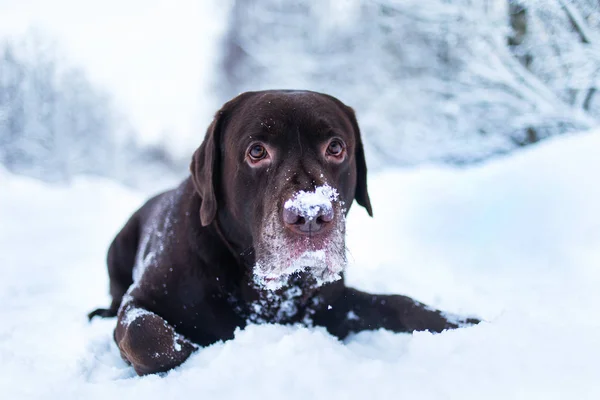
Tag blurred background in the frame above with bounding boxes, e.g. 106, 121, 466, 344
1, 0, 599, 189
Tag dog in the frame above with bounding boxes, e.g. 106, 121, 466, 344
89, 90, 478, 375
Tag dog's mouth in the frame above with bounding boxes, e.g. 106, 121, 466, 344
253, 241, 345, 291
253, 186, 347, 291
254, 237, 342, 290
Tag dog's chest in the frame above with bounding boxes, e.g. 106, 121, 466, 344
245, 284, 320, 325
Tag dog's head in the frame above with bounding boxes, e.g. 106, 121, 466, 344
190, 90, 372, 290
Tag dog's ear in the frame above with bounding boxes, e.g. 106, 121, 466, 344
190, 113, 222, 226
191, 93, 252, 226
344, 106, 373, 217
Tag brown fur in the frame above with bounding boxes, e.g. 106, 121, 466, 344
89, 90, 478, 375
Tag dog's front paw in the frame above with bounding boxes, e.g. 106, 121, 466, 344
392, 296, 481, 333
441, 312, 481, 330
116, 310, 196, 375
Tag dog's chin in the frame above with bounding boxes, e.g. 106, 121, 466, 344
253, 230, 346, 291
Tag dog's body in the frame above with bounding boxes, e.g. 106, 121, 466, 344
90, 90, 477, 375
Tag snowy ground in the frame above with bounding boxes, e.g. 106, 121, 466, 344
1, 130, 600, 399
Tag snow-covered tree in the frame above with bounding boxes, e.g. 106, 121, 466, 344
0, 31, 181, 185
510, 0, 600, 116
0, 44, 26, 169
219, 0, 600, 167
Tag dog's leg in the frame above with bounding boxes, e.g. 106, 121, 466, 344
313, 287, 479, 339
88, 213, 141, 320
114, 300, 197, 375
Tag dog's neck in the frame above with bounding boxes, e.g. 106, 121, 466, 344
191, 219, 318, 324
190, 187, 342, 325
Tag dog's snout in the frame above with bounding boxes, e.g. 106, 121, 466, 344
282, 184, 339, 235
283, 206, 334, 234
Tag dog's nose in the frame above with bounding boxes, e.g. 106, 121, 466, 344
283, 185, 338, 235
283, 206, 334, 234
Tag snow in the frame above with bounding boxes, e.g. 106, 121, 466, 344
1, 130, 600, 398
220, 0, 600, 168
253, 248, 337, 292
253, 184, 344, 291
283, 184, 340, 220
253, 184, 347, 292
120, 306, 153, 327
0, 0, 229, 155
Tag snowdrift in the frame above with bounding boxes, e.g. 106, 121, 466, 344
1, 130, 599, 399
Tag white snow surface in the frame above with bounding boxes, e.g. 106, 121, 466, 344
1, 130, 600, 399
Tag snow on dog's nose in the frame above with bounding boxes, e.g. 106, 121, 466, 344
253, 184, 346, 291
283, 185, 338, 234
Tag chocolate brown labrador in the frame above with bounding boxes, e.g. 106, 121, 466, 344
89, 90, 478, 375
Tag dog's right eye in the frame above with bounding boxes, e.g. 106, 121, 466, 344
248, 144, 268, 161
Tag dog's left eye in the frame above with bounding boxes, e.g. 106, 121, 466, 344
326, 140, 345, 157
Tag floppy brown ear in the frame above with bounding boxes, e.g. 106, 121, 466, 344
345, 106, 373, 217
190, 113, 222, 226
190, 93, 252, 226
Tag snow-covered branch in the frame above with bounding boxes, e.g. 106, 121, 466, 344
0, 31, 183, 184
218, 0, 600, 166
